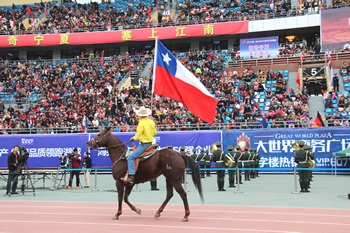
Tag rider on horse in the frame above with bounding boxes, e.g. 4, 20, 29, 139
123, 106, 157, 184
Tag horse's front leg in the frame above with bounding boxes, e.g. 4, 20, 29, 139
113, 181, 124, 220
124, 183, 141, 215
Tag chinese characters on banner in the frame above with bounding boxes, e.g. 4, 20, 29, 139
223, 128, 350, 171
240, 36, 279, 59
0, 21, 248, 47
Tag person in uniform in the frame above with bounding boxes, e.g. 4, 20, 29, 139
242, 147, 251, 181
226, 145, 236, 188
191, 149, 199, 163
199, 148, 206, 178
212, 141, 228, 191
179, 146, 186, 184
304, 144, 314, 189
250, 148, 256, 179
150, 143, 161, 190
254, 148, 260, 177
295, 141, 313, 193
235, 145, 243, 184
205, 150, 212, 177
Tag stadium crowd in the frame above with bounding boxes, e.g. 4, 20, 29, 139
2, 0, 349, 35
0, 44, 319, 134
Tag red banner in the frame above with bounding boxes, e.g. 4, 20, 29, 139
0, 21, 248, 48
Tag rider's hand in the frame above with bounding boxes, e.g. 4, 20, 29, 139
130, 138, 135, 141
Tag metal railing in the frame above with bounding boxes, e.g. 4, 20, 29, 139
0, 120, 345, 135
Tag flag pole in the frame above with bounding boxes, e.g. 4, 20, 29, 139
150, 39, 158, 112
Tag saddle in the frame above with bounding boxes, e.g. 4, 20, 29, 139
122, 145, 157, 184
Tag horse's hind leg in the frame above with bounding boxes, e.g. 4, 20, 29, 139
113, 181, 124, 220
173, 183, 190, 222
155, 179, 173, 218
124, 184, 141, 215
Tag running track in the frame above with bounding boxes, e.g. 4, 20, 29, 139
0, 201, 349, 233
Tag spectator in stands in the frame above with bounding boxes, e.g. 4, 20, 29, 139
340, 62, 348, 76
333, 73, 340, 93
314, 41, 321, 60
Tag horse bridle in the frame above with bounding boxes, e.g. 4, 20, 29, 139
90, 131, 132, 167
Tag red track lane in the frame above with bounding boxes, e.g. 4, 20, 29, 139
0, 201, 349, 233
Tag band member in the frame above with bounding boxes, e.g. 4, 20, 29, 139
199, 148, 206, 178
295, 141, 314, 193
180, 146, 186, 184
235, 145, 243, 184
242, 147, 251, 181
150, 144, 161, 191
212, 142, 228, 191
226, 145, 236, 188
254, 148, 260, 177
304, 144, 314, 189
205, 150, 212, 177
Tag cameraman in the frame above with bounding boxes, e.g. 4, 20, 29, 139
67, 148, 82, 190
82, 151, 92, 188
6, 145, 19, 195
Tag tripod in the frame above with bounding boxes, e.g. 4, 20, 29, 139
9, 165, 35, 197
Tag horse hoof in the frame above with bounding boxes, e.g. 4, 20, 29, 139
136, 208, 141, 215
181, 218, 188, 222
155, 213, 161, 218
112, 216, 119, 220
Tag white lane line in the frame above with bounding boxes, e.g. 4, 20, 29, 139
0, 211, 349, 227
0, 205, 349, 218
0, 219, 300, 233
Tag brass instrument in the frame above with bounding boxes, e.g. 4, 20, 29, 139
210, 143, 234, 167
291, 141, 315, 168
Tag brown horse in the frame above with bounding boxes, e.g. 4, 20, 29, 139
86, 126, 204, 222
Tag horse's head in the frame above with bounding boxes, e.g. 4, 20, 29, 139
86, 126, 112, 150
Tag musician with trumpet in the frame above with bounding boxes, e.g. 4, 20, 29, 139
211, 141, 228, 191
226, 145, 236, 188
294, 141, 314, 193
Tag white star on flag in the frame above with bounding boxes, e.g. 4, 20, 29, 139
162, 53, 171, 66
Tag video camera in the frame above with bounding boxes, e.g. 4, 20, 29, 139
17, 146, 29, 167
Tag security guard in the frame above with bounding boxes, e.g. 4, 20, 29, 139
304, 144, 314, 189
226, 145, 236, 188
199, 148, 206, 178
295, 141, 313, 193
254, 148, 260, 177
180, 146, 186, 184
235, 145, 243, 184
150, 143, 161, 191
242, 147, 251, 181
212, 141, 228, 191
205, 150, 212, 177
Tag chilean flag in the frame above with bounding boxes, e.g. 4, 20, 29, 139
152, 39, 218, 124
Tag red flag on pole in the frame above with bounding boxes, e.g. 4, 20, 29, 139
31, 15, 35, 29
296, 69, 301, 87
101, 51, 104, 66
27, 6, 32, 16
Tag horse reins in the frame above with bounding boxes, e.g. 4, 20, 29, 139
90, 131, 132, 168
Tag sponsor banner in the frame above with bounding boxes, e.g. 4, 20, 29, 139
321, 8, 350, 51
0, 131, 221, 168
240, 36, 279, 59
0, 21, 248, 48
223, 128, 350, 171
90, 131, 221, 167
0, 134, 88, 168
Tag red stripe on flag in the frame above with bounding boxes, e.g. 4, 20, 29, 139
154, 66, 218, 124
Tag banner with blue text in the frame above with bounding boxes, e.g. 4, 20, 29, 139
223, 127, 350, 171
0, 131, 221, 168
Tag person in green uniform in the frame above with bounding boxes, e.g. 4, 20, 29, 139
180, 146, 186, 184
212, 141, 228, 191
205, 150, 212, 177
150, 144, 160, 190
235, 145, 243, 184
226, 145, 236, 188
304, 144, 314, 189
242, 147, 251, 181
250, 148, 256, 179
254, 148, 260, 177
199, 148, 206, 178
295, 141, 313, 193
191, 149, 199, 163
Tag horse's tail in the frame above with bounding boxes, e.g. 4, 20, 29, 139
182, 154, 204, 204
